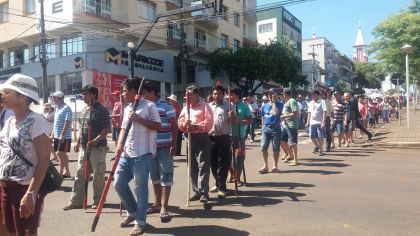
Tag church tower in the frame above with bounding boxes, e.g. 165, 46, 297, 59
353, 21, 368, 62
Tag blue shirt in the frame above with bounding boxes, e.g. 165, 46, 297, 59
53, 103, 72, 139
156, 99, 176, 147
261, 101, 283, 125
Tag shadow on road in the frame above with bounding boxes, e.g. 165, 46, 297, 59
246, 181, 315, 190
147, 224, 249, 236
281, 169, 342, 175
300, 158, 344, 162
333, 153, 370, 157
300, 162, 351, 168
170, 207, 252, 220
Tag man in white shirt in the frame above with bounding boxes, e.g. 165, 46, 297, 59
114, 78, 161, 235
306, 90, 327, 156
246, 96, 259, 142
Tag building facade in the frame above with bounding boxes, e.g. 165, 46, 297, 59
0, 0, 257, 107
256, 6, 302, 54
352, 23, 368, 63
302, 37, 354, 90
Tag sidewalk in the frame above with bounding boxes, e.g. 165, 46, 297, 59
363, 106, 420, 149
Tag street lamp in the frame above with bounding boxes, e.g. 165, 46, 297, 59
401, 44, 413, 130
127, 41, 135, 79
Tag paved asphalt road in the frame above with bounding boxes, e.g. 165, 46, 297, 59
39, 134, 420, 236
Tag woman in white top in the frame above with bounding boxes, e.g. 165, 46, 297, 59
0, 74, 51, 236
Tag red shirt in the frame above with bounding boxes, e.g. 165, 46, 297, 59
111, 101, 123, 128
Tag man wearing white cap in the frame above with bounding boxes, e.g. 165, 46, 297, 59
51, 91, 72, 178
167, 94, 183, 156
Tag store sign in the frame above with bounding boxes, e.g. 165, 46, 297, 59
36, 0, 73, 31
0, 67, 21, 81
104, 48, 164, 73
282, 9, 302, 31
74, 57, 83, 69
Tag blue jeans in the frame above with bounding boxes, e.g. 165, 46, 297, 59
382, 110, 389, 123
150, 146, 174, 186
114, 153, 151, 226
325, 117, 332, 149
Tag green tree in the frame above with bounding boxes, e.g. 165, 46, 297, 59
353, 62, 384, 90
207, 46, 275, 96
263, 38, 307, 88
370, 0, 420, 82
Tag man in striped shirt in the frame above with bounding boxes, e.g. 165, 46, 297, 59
142, 81, 177, 223
331, 91, 346, 149
51, 91, 72, 178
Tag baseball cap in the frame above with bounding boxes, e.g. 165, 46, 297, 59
0, 74, 39, 104
267, 88, 277, 93
52, 91, 65, 98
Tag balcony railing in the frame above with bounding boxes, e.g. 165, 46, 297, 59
73, 0, 128, 23
194, 38, 206, 49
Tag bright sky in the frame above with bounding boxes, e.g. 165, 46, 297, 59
257, 0, 412, 58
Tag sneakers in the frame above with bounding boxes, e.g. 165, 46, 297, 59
200, 195, 209, 203
313, 146, 319, 153
91, 204, 98, 209
63, 204, 82, 211
217, 190, 227, 198
326, 147, 331, 152
189, 194, 201, 201
250, 140, 254, 143
319, 151, 325, 156
367, 133, 373, 140
209, 186, 218, 193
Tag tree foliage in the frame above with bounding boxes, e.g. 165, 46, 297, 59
370, 0, 420, 81
353, 62, 384, 89
207, 38, 304, 96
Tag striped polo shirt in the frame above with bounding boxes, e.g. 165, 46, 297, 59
156, 99, 176, 148
53, 103, 72, 139
333, 101, 345, 122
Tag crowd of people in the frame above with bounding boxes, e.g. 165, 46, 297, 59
0, 73, 399, 236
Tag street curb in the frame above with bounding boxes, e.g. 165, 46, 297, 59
361, 122, 420, 149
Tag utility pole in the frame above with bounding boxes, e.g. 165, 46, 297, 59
397, 77, 401, 125
179, 0, 188, 94
40, 0, 48, 104
308, 43, 323, 91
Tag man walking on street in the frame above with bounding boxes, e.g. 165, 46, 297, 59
350, 92, 373, 140
142, 81, 177, 223
208, 85, 231, 198
321, 91, 334, 152
51, 91, 72, 178
114, 78, 161, 235
167, 94, 183, 156
178, 86, 214, 203
306, 90, 327, 156
246, 96, 259, 142
259, 88, 283, 174
64, 85, 111, 210
297, 95, 308, 129
280, 89, 299, 166
332, 91, 346, 149
228, 88, 252, 183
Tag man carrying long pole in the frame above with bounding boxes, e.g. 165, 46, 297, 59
178, 86, 213, 204
63, 85, 110, 211
228, 88, 252, 186
113, 78, 161, 235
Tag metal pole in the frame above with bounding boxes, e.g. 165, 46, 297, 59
405, 53, 410, 130
40, 0, 48, 104
129, 48, 135, 79
397, 78, 401, 125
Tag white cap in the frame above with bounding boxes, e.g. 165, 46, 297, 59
0, 74, 39, 104
52, 91, 65, 98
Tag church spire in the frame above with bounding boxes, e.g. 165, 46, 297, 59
353, 21, 368, 62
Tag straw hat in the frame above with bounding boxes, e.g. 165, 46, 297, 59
167, 94, 178, 102
44, 103, 52, 109
0, 74, 39, 104
262, 95, 268, 101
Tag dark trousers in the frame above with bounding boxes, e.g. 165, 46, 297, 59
326, 116, 332, 149
355, 118, 372, 136
189, 134, 211, 196
209, 135, 231, 191
175, 129, 182, 155
245, 118, 256, 141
